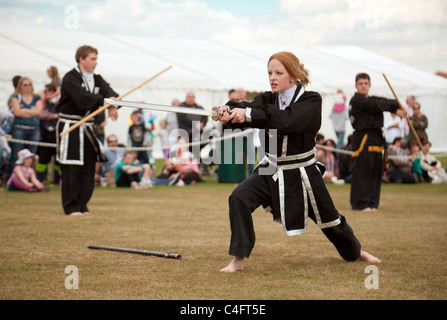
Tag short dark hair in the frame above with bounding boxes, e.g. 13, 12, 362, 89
355, 73, 370, 83
75, 45, 98, 63
316, 133, 325, 141
45, 83, 57, 92
12, 75, 21, 88
392, 137, 402, 145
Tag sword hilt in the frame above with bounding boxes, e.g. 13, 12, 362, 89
211, 107, 219, 121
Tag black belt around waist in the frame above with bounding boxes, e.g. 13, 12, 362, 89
266, 148, 316, 167
59, 113, 94, 122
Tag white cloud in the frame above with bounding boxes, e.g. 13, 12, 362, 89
279, 0, 349, 15
79, 0, 252, 40
245, 0, 447, 72
0, 0, 445, 72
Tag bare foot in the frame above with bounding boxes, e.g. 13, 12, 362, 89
220, 256, 244, 273
362, 207, 372, 212
359, 250, 381, 264
68, 212, 83, 216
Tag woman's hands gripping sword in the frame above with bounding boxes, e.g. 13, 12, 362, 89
218, 106, 246, 124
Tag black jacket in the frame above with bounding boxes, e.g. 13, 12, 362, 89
57, 68, 118, 116
349, 93, 399, 131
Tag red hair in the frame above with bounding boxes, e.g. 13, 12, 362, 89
268, 52, 310, 87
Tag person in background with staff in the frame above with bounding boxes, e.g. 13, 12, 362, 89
218, 52, 381, 273
56, 45, 119, 216
349, 73, 407, 212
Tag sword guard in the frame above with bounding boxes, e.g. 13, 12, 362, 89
211, 107, 219, 121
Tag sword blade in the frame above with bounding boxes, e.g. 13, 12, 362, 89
105, 98, 219, 120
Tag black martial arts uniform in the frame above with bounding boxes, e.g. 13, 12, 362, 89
56, 66, 118, 215
224, 86, 361, 261
349, 93, 399, 210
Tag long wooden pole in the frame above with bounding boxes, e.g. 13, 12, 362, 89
382, 73, 424, 150
59, 65, 172, 137
88, 245, 181, 259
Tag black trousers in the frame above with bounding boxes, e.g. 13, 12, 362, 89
350, 131, 383, 210
228, 172, 361, 261
116, 172, 140, 187
60, 138, 97, 214
37, 128, 57, 164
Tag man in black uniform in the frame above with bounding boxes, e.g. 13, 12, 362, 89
56, 45, 119, 216
349, 73, 406, 211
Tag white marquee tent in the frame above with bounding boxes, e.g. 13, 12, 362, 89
1, 24, 446, 154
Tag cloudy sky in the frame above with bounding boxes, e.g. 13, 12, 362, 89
0, 0, 445, 74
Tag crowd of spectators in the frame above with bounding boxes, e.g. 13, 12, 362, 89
316, 93, 447, 185
1, 71, 446, 191
0, 71, 208, 191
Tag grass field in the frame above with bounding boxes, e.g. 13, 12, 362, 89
1, 173, 446, 301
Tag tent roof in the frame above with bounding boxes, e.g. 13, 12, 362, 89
1, 24, 446, 98
1, 24, 447, 152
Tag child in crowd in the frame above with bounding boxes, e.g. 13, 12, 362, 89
152, 138, 202, 186
172, 137, 202, 185
409, 142, 424, 182
128, 110, 149, 164
7, 149, 48, 192
421, 141, 447, 184
115, 150, 153, 189
158, 119, 170, 160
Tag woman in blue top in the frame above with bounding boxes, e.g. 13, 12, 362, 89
6, 77, 43, 181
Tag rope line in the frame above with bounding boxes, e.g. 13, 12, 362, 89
5, 135, 442, 160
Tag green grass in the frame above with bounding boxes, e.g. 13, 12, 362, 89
1, 177, 446, 300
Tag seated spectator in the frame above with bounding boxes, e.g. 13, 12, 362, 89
151, 138, 203, 187
315, 132, 325, 159
316, 139, 344, 184
151, 158, 182, 186
172, 138, 202, 185
99, 134, 124, 186
7, 149, 47, 192
408, 142, 424, 182
420, 141, 447, 184
387, 137, 416, 183
115, 151, 152, 189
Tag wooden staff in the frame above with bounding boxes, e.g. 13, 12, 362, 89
88, 245, 181, 259
382, 73, 424, 150
59, 65, 172, 137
